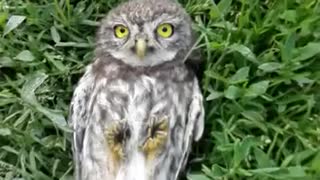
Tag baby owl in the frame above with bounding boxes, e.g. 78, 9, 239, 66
69, 0, 204, 179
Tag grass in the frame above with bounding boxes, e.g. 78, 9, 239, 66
0, 0, 320, 179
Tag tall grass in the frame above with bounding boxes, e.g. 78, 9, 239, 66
0, 0, 319, 179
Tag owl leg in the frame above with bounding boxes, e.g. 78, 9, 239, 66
105, 120, 130, 162
141, 116, 169, 161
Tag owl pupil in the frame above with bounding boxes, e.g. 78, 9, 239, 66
162, 27, 168, 32
120, 28, 125, 33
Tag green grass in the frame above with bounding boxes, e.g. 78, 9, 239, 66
0, 0, 320, 179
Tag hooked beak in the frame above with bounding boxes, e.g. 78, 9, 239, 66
135, 39, 147, 60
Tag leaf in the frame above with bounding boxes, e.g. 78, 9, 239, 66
205, 70, 227, 82
228, 44, 257, 63
210, 42, 224, 49
52, 159, 60, 177
211, 21, 237, 31
229, 67, 250, 84
1, 146, 18, 155
210, 0, 233, 19
249, 167, 285, 174
258, 62, 283, 72
281, 33, 296, 62
237, 168, 253, 176
206, 91, 224, 101
187, 174, 211, 180
55, 42, 92, 48
249, 166, 306, 179
209, 2, 221, 19
233, 137, 257, 167
244, 81, 270, 98
3, 15, 26, 36
14, 109, 30, 127
0, 12, 8, 26
292, 74, 314, 87
224, 85, 242, 100
287, 166, 306, 178
15, 50, 35, 62
0, 98, 17, 106
0, 89, 17, 106
211, 164, 227, 177
237, 118, 268, 133
217, 0, 232, 14
21, 72, 68, 128
0, 56, 15, 67
311, 152, 320, 172
202, 165, 212, 178
279, 10, 297, 23
254, 147, 275, 168
293, 42, 320, 61
50, 26, 61, 43
21, 72, 48, 106
289, 149, 317, 165
299, 17, 318, 36
29, 148, 36, 171
241, 111, 264, 122
41, 135, 65, 149
44, 53, 68, 72
81, 19, 100, 26
0, 128, 11, 136
37, 107, 67, 127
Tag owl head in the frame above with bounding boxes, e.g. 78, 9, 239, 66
96, 0, 194, 67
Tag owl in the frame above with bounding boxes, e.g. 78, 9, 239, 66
69, 0, 204, 179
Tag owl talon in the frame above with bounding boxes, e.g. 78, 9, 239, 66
141, 116, 169, 160
105, 120, 130, 161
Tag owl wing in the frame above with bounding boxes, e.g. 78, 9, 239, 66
68, 66, 96, 180
175, 77, 204, 179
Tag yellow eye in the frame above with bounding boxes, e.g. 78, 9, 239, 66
114, 25, 129, 38
157, 23, 173, 38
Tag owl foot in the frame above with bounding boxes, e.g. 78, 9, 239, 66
105, 120, 131, 161
141, 116, 169, 160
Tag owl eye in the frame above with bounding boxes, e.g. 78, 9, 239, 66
156, 23, 173, 38
114, 25, 129, 38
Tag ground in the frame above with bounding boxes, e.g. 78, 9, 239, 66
0, 0, 320, 179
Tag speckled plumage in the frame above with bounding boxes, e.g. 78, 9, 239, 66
69, 0, 204, 179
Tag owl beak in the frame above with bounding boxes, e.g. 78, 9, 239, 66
135, 39, 147, 60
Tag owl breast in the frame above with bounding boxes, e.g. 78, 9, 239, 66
96, 67, 193, 136
87, 63, 195, 179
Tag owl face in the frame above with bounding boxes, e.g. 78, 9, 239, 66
97, 0, 193, 67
